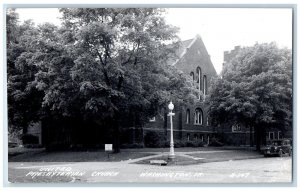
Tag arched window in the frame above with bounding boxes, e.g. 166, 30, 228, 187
206, 116, 209, 126
203, 75, 207, 95
186, 109, 190, 124
196, 67, 202, 85
232, 124, 242, 132
194, 134, 198, 140
149, 117, 156, 122
194, 108, 203, 125
190, 72, 194, 81
196, 67, 202, 100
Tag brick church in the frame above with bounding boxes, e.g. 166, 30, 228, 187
149, 34, 216, 142
121, 34, 219, 146
125, 35, 259, 147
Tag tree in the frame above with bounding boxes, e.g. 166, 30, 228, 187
7, 8, 197, 152
56, 8, 197, 152
208, 43, 292, 151
7, 9, 46, 134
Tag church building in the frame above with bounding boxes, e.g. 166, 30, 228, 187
138, 34, 218, 146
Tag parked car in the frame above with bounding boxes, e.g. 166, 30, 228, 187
263, 139, 292, 157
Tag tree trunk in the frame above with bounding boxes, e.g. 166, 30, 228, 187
22, 117, 28, 134
250, 125, 253, 147
22, 125, 27, 134
112, 114, 121, 153
262, 127, 267, 145
255, 126, 261, 151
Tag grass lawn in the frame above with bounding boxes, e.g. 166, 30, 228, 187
187, 150, 263, 163
8, 146, 261, 163
9, 150, 155, 162
134, 150, 264, 166
134, 155, 200, 166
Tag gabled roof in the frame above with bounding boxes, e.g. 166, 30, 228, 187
171, 34, 201, 66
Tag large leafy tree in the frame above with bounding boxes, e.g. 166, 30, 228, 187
208, 43, 292, 151
7, 9, 46, 133
7, 8, 197, 152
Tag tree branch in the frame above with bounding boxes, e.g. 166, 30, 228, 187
117, 75, 123, 90
95, 48, 111, 86
95, 48, 105, 66
121, 40, 140, 65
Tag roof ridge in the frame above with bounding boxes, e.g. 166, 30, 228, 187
171, 35, 200, 66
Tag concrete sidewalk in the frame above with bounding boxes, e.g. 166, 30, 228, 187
8, 157, 292, 183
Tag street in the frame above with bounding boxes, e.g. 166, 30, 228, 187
8, 155, 292, 183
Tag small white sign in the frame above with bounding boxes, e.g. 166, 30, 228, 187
105, 144, 113, 151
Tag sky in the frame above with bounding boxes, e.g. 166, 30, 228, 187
15, 8, 293, 74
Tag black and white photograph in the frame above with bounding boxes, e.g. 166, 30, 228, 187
4, 4, 295, 186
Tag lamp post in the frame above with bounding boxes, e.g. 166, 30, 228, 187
168, 101, 175, 159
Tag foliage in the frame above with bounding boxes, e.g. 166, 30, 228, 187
208, 43, 292, 149
8, 128, 22, 146
21, 134, 39, 145
7, 8, 197, 151
208, 137, 224, 147
185, 140, 206, 147
174, 140, 186, 148
120, 143, 144, 149
7, 10, 46, 131
144, 131, 161, 148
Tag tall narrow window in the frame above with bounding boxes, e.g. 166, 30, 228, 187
203, 75, 207, 96
194, 134, 198, 140
186, 109, 190, 124
269, 132, 275, 140
190, 72, 194, 81
206, 116, 209, 126
194, 108, 203, 125
278, 131, 283, 139
196, 67, 202, 100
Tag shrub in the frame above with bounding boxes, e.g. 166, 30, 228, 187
144, 131, 161, 148
186, 140, 197, 147
209, 138, 224, 147
174, 140, 186, 148
24, 144, 43, 148
8, 129, 22, 147
21, 134, 39, 145
197, 141, 206, 147
120, 143, 144, 149
186, 140, 206, 147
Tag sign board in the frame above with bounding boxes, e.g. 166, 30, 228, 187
105, 144, 113, 151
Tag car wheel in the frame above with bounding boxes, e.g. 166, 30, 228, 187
278, 150, 283, 157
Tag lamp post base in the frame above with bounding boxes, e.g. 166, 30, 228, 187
168, 155, 175, 162
169, 144, 175, 159
168, 155, 175, 158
